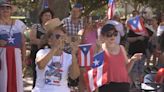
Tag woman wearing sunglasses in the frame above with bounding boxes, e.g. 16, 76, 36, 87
32, 18, 80, 92
0, 1, 26, 92
98, 24, 142, 92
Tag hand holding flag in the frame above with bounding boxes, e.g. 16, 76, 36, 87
70, 36, 82, 54
78, 44, 93, 67
84, 51, 108, 92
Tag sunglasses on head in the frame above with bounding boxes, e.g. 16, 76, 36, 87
106, 31, 118, 37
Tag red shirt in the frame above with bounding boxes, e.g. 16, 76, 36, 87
105, 47, 130, 83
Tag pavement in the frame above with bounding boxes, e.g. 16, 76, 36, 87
23, 76, 33, 92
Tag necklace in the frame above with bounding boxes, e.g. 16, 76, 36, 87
7, 20, 15, 44
0, 19, 14, 37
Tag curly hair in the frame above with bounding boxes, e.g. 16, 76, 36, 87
39, 8, 54, 24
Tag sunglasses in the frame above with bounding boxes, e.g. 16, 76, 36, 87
106, 31, 118, 37
0, 6, 11, 10
51, 34, 62, 39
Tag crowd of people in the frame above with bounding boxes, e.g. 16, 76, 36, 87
0, 1, 164, 92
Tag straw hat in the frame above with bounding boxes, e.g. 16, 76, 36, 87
0, 1, 17, 13
44, 18, 63, 31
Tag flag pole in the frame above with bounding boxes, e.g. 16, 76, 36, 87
125, 1, 128, 19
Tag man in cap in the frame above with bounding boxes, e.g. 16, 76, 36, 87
62, 3, 84, 36
62, 3, 84, 91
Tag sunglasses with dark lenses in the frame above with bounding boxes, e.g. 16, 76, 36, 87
51, 34, 62, 39
0, 6, 11, 10
106, 31, 118, 37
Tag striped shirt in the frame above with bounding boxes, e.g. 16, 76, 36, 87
62, 17, 84, 36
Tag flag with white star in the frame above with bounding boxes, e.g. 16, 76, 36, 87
0, 33, 22, 48
78, 44, 93, 67
92, 51, 104, 68
127, 16, 148, 36
84, 51, 108, 92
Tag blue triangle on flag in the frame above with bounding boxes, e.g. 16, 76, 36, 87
108, 0, 114, 4
79, 44, 92, 56
128, 16, 140, 28
92, 51, 104, 68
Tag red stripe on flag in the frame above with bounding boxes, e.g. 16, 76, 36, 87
6, 47, 17, 92
103, 53, 109, 84
93, 68, 98, 89
140, 18, 148, 36
84, 73, 91, 92
107, 0, 115, 19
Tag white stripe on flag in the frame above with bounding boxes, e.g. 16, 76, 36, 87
138, 21, 143, 31
97, 64, 103, 87
87, 51, 90, 66
0, 48, 7, 92
131, 25, 136, 30
81, 50, 85, 66
88, 69, 95, 91
15, 48, 23, 92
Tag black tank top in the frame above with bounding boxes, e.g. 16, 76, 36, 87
30, 24, 45, 61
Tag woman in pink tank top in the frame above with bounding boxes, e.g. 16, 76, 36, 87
99, 24, 142, 92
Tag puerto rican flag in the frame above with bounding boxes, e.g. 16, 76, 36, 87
0, 32, 23, 92
84, 51, 108, 92
127, 16, 148, 36
78, 44, 93, 67
107, 0, 116, 19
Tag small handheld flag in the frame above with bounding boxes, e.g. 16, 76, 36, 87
107, 0, 116, 19
84, 51, 108, 92
127, 16, 148, 36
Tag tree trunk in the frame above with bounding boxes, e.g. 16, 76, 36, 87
30, 0, 43, 23
47, 0, 70, 20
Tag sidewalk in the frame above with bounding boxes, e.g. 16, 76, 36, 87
23, 76, 33, 92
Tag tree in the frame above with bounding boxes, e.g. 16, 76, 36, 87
12, 0, 42, 23
12, 0, 164, 23
126, 0, 164, 12
47, 0, 70, 19
71, 0, 107, 16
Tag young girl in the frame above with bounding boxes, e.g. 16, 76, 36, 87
98, 24, 142, 92
32, 18, 80, 92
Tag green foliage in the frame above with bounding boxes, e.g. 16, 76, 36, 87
128, 0, 164, 11
71, 0, 108, 16
12, 0, 39, 11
